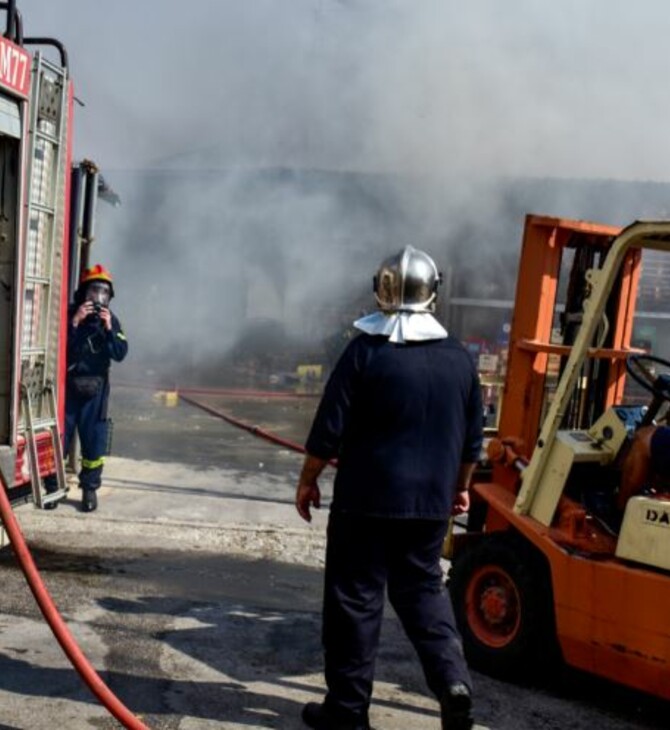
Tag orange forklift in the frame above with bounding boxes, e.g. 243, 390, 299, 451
449, 215, 670, 701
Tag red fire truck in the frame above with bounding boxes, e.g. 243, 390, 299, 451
0, 1, 104, 538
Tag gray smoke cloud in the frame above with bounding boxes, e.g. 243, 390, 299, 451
16, 0, 670, 381
20, 0, 670, 179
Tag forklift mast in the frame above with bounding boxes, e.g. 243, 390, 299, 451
496, 215, 640, 489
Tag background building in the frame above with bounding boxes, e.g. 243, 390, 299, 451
94, 167, 670, 388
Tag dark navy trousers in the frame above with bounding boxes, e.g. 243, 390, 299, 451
322, 511, 471, 719
62, 380, 110, 491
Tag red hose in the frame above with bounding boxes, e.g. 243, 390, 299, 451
178, 393, 337, 468
0, 475, 150, 729
118, 380, 320, 400
179, 385, 319, 400
0, 383, 322, 729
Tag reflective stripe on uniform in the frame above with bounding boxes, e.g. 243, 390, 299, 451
116, 332, 127, 341
82, 456, 105, 469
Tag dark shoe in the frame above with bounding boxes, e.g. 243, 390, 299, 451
302, 702, 370, 730
81, 490, 98, 513
440, 682, 474, 730
43, 478, 59, 509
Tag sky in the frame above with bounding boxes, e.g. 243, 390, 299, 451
16, 0, 670, 181
14, 0, 670, 379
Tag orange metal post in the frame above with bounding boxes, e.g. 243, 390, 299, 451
495, 215, 622, 477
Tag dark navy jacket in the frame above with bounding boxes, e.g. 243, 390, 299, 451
67, 305, 128, 378
305, 333, 483, 519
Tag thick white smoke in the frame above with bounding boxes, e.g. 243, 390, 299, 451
16, 0, 670, 380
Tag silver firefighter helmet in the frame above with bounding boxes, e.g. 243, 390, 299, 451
373, 245, 442, 313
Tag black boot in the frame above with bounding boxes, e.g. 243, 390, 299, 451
440, 682, 474, 730
81, 489, 98, 513
302, 702, 371, 730
43, 477, 59, 510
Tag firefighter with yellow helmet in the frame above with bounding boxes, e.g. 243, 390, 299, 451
47, 264, 128, 512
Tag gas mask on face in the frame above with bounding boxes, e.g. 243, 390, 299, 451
85, 281, 112, 313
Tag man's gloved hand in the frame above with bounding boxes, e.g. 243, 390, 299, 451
72, 301, 95, 327
99, 306, 112, 331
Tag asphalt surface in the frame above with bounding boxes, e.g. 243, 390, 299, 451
0, 385, 667, 729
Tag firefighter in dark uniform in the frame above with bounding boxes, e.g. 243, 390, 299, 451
49, 264, 128, 512
296, 246, 483, 730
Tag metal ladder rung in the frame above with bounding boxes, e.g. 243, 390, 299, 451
38, 55, 68, 78
22, 347, 48, 357
31, 418, 58, 431
24, 275, 51, 285
42, 489, 67, 505
35, 129, 60, 145
29, 202, 55, 216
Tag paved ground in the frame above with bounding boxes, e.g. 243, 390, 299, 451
0, 386, 667, 729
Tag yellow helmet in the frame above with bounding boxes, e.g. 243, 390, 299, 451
81, 263, 113, 286
80, 264, 114, 297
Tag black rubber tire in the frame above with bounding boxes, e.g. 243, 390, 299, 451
449, 531, 557, 680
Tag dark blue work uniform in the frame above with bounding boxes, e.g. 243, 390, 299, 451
305, 333, 483, 721
64, 305, 128, 491
651, 426, 670, 473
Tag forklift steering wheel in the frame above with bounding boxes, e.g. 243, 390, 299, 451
626, 354, 670, 401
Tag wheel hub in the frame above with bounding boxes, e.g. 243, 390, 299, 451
480, 585, 509, 625
466, 564, 522, 648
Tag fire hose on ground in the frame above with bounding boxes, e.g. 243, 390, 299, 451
0, 471, 151, 728
0, 384, 327, 729
0, 381, 486, 726
178, 392, 337, 466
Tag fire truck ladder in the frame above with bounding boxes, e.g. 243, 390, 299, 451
20, 52, 69, 508
21, 378, 66, 508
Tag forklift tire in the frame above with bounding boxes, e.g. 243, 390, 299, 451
449, 531, 556, 680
